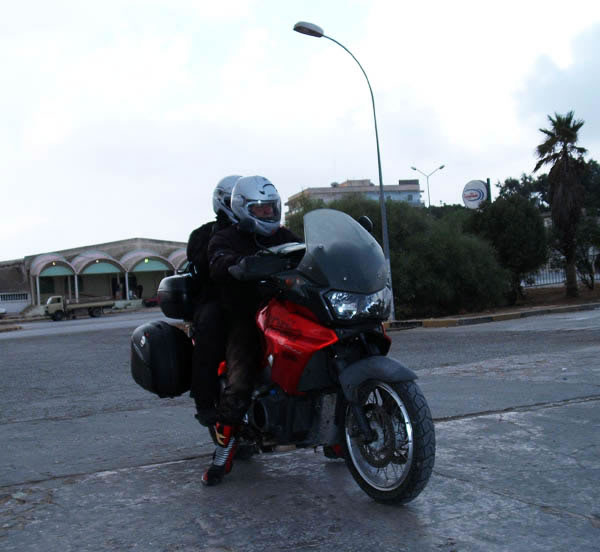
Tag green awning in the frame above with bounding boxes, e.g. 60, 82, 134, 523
81, 262, 121, 274
40, 266, 74, 277
132, 259, 170, 272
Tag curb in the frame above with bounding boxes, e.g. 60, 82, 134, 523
0, 316, 46, 325
4, 303, 600, 333
0, 325, 22, 333
0, 305, 155, 326
387, 302, 600, 331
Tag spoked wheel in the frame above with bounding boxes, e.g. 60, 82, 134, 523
342, 380, 435, 504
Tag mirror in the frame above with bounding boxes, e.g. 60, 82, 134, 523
357, 215, 373, 233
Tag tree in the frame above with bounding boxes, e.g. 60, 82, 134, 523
534, 111, 587, 297
427, 204, 472, 228
466, 195, 548, 303
285, 195, 325, 239
497, 174, 549, 209
576, 160, 600, 288
574, 216, 600, 289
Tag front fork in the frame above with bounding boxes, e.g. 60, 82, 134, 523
333, 346, 380, 445
332, 326, 399, 445
349, 403, 377, 444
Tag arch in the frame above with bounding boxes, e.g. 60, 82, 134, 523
167, 248, 188, 271
30, 254, 75, 277
120, 250, 174, 273
30, 254, 76, 306
71, 250, 125, 275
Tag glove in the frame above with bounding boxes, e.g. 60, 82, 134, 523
227, 256, 248, 280
227, 255, 286, 281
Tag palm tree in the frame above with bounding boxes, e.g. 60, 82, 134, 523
534, 111, 587, 297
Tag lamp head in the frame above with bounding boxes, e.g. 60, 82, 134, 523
293, 21, 324, 38
439, 164, 445, 169
410, 166, 417, 171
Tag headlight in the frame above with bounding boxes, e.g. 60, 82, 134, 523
325, 287, 391, 321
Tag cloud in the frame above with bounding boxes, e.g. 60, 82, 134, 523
518, 24, 600, 146
3, 1, 600, 261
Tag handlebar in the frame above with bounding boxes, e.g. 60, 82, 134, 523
228, 242, 306, 281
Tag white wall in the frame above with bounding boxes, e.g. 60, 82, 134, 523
0, 292, 30, 313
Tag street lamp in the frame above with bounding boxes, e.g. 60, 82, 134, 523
293, 21, 395, 320
410, 165, 445, 208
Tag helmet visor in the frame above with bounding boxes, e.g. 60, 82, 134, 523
247, 200, 281, 222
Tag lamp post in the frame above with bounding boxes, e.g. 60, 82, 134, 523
410, 165, 445, 208
293, 21, 395, 320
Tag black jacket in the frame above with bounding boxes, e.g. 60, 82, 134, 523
208, 224, 300, 313
186, 212, 232, 301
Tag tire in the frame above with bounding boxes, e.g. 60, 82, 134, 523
89, 307, 102, 317
342, 380, 435, 504
52, 310, 65, 321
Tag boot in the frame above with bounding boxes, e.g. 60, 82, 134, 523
201, 423, 238, 486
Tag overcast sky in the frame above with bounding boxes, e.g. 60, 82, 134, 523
2, 0, 600, 261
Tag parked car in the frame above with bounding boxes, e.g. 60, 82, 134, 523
143, 296, 159, 307
0, 307, 7, 319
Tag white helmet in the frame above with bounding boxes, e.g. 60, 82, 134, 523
231, 176, 282, 236
213, 175, 242, 222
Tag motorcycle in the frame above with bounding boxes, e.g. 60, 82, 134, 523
131, 208, 435, 504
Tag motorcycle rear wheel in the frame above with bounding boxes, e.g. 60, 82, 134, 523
342, 380, 435, 504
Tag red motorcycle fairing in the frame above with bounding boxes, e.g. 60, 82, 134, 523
256, 299, 338, 395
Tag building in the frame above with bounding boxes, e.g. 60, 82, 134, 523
285, 179, 423, 219
0, 237, 187, 314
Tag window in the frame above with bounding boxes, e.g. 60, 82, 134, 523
0, 293, 28, 302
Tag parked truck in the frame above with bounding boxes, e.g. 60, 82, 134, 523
45, 296, 115, 321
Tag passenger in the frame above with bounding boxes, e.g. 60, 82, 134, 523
186, 175, 242, 427
202, 175, 300, 486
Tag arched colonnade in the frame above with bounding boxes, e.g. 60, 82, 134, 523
29, 248, 188, 306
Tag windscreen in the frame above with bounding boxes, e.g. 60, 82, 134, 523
297, 209, 388, 293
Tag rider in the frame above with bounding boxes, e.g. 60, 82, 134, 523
186, 175, 242, 427
202, 175, 300, 486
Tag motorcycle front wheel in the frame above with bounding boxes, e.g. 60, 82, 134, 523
342, 380, 435, 504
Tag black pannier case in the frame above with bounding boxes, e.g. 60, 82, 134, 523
158, 274, 195, 320
131, 320, 193, 398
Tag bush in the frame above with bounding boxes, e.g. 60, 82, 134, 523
394, 219, 509, 317
286, 195, 509, 317
465, 195, 547, 302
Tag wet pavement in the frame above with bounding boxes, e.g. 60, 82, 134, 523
1, 309, 599, 551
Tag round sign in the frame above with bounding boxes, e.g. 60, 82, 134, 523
462, 180, 488, 209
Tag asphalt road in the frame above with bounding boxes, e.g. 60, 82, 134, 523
1, 309, 599, 551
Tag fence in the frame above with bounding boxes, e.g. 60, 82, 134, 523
523, 254, 600, 288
